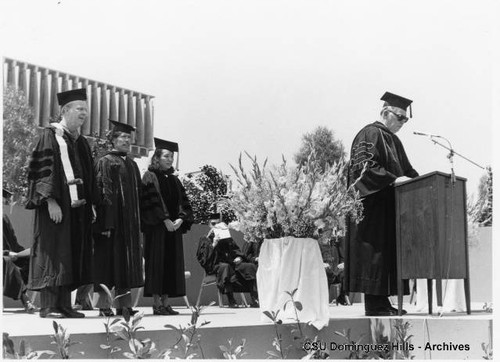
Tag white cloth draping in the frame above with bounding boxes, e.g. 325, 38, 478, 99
257, 237, 329, 330
414, 279, 466, 313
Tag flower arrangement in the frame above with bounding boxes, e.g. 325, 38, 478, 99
224, 152, 364, 243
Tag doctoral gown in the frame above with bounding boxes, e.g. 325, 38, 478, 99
3, 215, 29, 299
141, 169, 193, 297
25, 126, 97, 290
345, 121, 418, 296
93, 151, 144, 289
212, 237, 257, 293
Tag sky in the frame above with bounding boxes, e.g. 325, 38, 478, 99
1, 0, 497, 196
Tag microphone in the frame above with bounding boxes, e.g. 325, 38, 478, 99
413, 131, 440, 137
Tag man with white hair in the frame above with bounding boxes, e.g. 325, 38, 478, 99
26, 88, 97, 318
345, 92, 419, 316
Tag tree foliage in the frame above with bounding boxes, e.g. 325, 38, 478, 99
468, 166, 492, 227
3, 85, 39, 202
294, 126, 346, 173
181, 165, 236, 224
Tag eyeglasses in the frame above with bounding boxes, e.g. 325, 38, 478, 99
387, 110, 409, 123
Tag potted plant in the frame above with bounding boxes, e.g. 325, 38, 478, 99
224, 152, 363, 329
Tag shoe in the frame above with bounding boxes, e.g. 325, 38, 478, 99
365, 308, 398, 317
21, 295, 38, 314
336, 294, 348, 306
249, 296, 259, 308
227, 295, 238, 308
99, 308, 115, 317
23, 300, 38, 314
116, 307, 139, 316
39, 307, 64, 319
59, 307, 85, 318
163, 305, 180, 315
389, 306, 407, 315
74, 302, 94, 311
365, 307, 405, 317
153, 306, 169, 315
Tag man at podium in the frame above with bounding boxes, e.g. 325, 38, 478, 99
345, 92, 419, 316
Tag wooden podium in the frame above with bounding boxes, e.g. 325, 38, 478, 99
395, 171, 471, 315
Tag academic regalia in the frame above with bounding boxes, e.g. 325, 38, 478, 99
3, 257, 26, 300
3, 215, 29, 299
93, 151, 144, 289
345, 121, 418, 296
141, 168, 193, 297
25, 125, 97, 290
210, 236, 257, 293
241, 240, 262, 265
197, 236, 218, 275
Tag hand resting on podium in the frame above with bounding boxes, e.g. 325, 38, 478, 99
394, 176, 412, 184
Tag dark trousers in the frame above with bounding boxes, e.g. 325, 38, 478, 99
40, 286, 71, 309
3, 257, 26, 300
215, 262, 257, 294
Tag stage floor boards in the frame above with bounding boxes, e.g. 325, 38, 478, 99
2, 302, 492, 360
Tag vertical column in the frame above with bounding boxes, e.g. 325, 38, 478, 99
62, 74, 70, 91
109, 86, 117, 124
6, 59, 16, 88
40, 68, 50, 127
135, 94, 144, 146
72, 76, 80, 90
144, 96, 154, 148
50, 71, 60, 119
18, 62, 28, 94
118, 89, 126, 124
4, 59, 10, 87
127, 91, 135, 143
90, 81, 99, 136
81, 79, 90, 135
29, 66, 40, 126
100, 84, 109, 137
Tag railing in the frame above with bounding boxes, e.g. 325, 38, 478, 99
3, 57, 154, 157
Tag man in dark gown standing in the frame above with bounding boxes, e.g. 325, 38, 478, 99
93, 121, 144, 317
26, 88, 97, 318
345, 92, 418, 316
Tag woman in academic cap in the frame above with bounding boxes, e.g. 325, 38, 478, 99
93, 120, 144, 317
141, 138, 194, 315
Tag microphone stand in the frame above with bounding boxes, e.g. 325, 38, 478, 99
419, 133, 486, 314
426, 135, 485, 184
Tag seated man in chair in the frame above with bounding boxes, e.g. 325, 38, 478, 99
197, 213, 259, 308
319, 228, 348, 306
3, 189, 37, 313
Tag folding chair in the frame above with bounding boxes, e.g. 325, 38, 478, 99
195, 272, 248, 307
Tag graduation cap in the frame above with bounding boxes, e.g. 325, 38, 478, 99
209, 212, 221, 220
109, 120, 136, 134
57, 88, 87, 107
381, 91, 413, 118
154, 137, 180, 170
3, 188, 13, 199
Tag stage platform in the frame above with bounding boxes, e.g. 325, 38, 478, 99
2, 302, 492, 359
